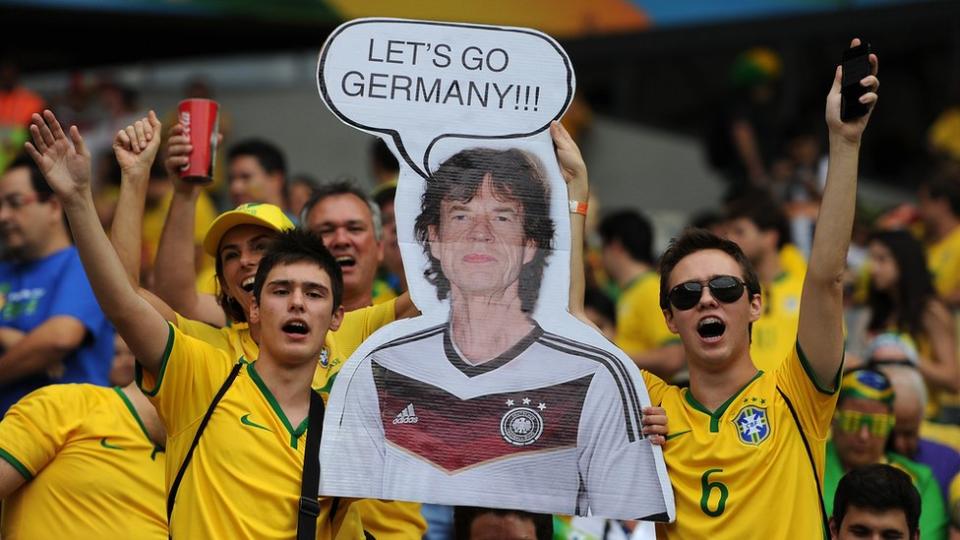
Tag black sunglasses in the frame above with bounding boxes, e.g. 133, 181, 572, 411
667, 275, 748, 311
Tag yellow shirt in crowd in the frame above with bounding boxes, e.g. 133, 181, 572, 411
171, 300, 425, 539
0, 385, 167, 539
751, 270, 804, 372
643, 343, 839, 540
137, 324, 365, 539
927, 225, 960, 299
614, 272, 679, 356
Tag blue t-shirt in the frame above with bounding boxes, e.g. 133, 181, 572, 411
0, 246, 114, 414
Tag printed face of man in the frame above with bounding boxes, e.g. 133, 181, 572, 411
429, 175, 535, 302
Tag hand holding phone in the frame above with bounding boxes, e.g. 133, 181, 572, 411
840, 43, 872, 122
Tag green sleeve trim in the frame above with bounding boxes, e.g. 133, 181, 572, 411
247, 362, 309, 448
0, 448, 33, 481
796, 340, 843, 395
135, 323, 175, 397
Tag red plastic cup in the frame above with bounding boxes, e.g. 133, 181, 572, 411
177, 98, 220, 184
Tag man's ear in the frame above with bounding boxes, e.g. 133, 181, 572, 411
328, 305, 345, 332
248, 299, 261, 325
828, 517, 839, 539
748, 292, 762, 322
663, 307, 678, 334
427, 224, 438, 243
523, 239, 537, 265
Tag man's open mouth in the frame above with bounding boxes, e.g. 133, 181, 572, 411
282, 320, 310, 335
336, 255, 356, 269
697, 317, 726, 339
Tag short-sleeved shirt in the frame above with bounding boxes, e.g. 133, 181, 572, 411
614, 273, 679, 356
0, 384, 166, 539
824, 443, 949, 540
171, 300, 425, 538
927, 226, 960, 299
751, 270, 804, 372
0, 247, 114, 414
643, 343, 840, 539
137, 324, 365, 539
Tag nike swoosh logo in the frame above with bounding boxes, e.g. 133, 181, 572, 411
100, 437, 124, 450
240, 414, 271, 432
665, 429, 692, 441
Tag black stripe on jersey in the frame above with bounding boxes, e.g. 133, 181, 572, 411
540, 333, 645, 433
365, 323, 446, 356
539, 333, 645, 440
442, 323, 545, 377
777, 386, 829, 539
537, 334, 642, 441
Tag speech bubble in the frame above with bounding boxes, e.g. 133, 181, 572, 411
317, 18, 575, 179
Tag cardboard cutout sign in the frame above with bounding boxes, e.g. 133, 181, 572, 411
317, 18, 675, 521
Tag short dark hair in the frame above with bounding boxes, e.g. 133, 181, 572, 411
7, 153, 54, 200
832, 464, 920, 538
252, 228, 343, 314
658, 228, 761, 310
414, 148, 555, 313
371, 138, 399, 175
726, 193, 791, 249
584, 287, 616, 327
373, 184, 397, 210
299, 179, 382, 241
227, 139, 287, 177
453, 507, 552, 540
922, 174, 960, 217
598, 210, 655, 265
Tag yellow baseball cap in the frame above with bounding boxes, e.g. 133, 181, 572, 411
202, 203, 295, 257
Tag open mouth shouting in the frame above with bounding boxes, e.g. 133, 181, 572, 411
697, 316, 726, 343
281, 318, 311, 339
335, 255, 356, 270
240, 276, 256, 293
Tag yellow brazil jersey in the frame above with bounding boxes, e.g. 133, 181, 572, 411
643, 343, 839, 540
779, 243, 808, 278
172, 300, 426, 538
0, 384, 166, 540
927, 226, 960, 298
614, 272, 679, 355
751, 270, 804, 372
137, 324, 364, 539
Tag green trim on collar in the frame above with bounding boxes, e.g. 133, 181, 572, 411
684, 370, 765, 432
136, 323, 175, 397
113, 387, 152, 442
797, 341, 843, 395
246, 362, 308, 449
0, 448, 32, 480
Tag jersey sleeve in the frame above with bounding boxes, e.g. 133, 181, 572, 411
579, 368, 666, 519
321, 352, 386, 498
0, 384, 89, 480
135, 322, 234, 437
174, 313, 230, 351
615, 280, 678, 354
352, 499, 426, 539
335, 300, 397, 356
641, 370, 669, 407
48, 256, 110, 340
775, 342, 842, 440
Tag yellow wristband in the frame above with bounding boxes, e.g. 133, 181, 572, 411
569, 200, 588, 216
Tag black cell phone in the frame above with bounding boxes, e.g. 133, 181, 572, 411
840, 43, 872, 121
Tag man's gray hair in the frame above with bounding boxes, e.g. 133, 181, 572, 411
299, 178, 382, 241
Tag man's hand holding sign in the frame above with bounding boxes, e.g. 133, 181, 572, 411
317, 18, 675, 522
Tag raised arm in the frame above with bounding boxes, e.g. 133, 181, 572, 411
798, 38, 878, 388
25, 111, 170, 374
551, 120, 589, 316
152, 123, 226, 327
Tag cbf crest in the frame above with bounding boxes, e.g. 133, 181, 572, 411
733, 400, 770, 446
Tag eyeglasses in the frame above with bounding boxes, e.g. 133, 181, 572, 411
0, 193, 40, 212
667, 275, 747, 311
833, 410, 896, 437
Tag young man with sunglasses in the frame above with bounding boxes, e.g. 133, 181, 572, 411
825, 369, 948, 540
643, 39, 878, 539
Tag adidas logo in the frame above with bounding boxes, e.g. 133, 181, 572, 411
393, 404, 419, 425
